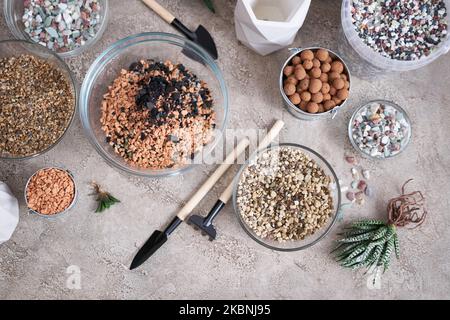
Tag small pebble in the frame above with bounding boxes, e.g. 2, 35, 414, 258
351, 181, 358, 189
355, 191, 365, 205
346, 191, 355, 202
365, 186, 374, 197
345, 155, 357, 165
351, 167, 359, 179
357, 180, 367, 191
362, 169, 370, 180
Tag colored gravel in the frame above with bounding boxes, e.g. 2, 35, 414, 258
350, 101, 411, 159
22, 0, 102, 53
352, 0, 448, 60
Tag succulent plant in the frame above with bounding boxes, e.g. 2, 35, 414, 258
333, 179, 427, 273
333, 220, 399, 272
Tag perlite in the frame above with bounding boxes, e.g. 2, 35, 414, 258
236, 146, 334, 242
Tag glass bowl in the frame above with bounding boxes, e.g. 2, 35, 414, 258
79, 32, 228, 178
3, 0, 109, 58
348, 100, 412, 159
233, 143, 341, 251
0, 39, 77, 160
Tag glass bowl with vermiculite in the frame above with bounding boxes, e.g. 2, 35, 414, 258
0, 39, 77, 160
3, 0, 109, 58
79, 32, 228, 178
348, 100, 412, 159
233, 143, 341, 251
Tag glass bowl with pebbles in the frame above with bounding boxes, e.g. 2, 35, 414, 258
348, 100, 412, 159
79, 32, 228, 177
280, 47, 351, 121
4, 0, 109, 58
0, 39, 77, 160
340, 0, 450, 75
25, 167, 77, 217
233, 144, 341, 251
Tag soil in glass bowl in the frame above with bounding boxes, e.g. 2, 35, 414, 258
100, 59, 216, 170
79, 33, 228, 178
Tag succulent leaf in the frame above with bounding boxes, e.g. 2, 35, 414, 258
393, 232, 400, 259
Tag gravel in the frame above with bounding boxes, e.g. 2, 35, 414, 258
22, 0, 102, 53
236, 146, 334, 242
352, 0, 448, 60
0, 54, 75, 158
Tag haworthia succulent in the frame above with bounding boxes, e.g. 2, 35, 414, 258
334, 221, 400, 272
371, 225, 388, 240
379, 237, 395, 272
351, 220, 385, 227
393, 233, 400, 259
338, 230, 376, 243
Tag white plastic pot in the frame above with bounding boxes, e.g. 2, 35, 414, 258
234, 0, 311, 56
0, 181, 19, 244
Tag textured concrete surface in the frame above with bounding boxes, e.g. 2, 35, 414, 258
1, 0, 450, 300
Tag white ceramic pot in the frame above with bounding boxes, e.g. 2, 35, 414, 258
234, 0, 311, 56
0, 181, 19, 244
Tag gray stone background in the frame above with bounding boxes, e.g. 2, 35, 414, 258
1, 0, 449, 299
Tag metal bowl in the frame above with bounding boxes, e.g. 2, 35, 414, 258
233, 143, 341, 251
279, 47, 352, 121
348, 99, 412, 159
25, 167, 78, 218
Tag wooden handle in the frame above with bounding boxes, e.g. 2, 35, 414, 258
142, 0, 175, 24
219, 183, 234, 203
219, 119, 285, 204
255, 119, 285, 152
177, 138, 250, 221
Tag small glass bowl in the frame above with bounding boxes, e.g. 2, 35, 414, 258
0, 39, 77, 160
232, 143, 341, 251
79, 32, 228, 178
25, 167, 78, 218
3, 0, 109, 58
348, 100, 412, 159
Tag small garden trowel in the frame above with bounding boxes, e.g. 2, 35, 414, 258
142, 0, 218, 59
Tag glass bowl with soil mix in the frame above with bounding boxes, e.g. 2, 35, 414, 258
4, 0, 109, 58
79, 32, 228, 177
0, 39, 77, 160
233, 143, 341, 251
